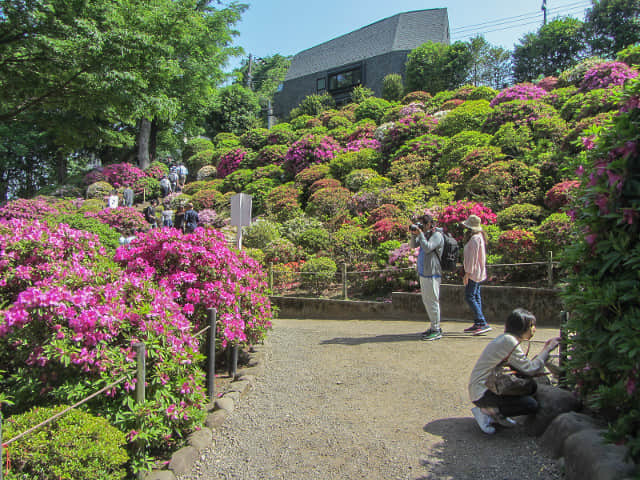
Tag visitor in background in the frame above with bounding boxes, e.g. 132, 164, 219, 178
462, 214, 491, 335
144, 199, 158, 229
184, 203, 199, 233
161, 204, 174, 228
159, 175, 172, 198
169, 167, 179, 193
469, 308, 560, 435
177, 163, 188, 190
409, 214, 444, 341
123, 186, 134, 207
174, 205, 185, 232
107, 190, 119, 209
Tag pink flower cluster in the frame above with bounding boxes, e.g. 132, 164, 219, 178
217, 149, 248, 179
344, 138, 381, 152
0, 197, 64, 221
284, 134, 341, 176
85, 207, 148, 235
490, 83, 548, 107
84, 163, 147, 188
437, 201, 497, 241
581, 62, 639, 91
114, 227, 273, 347
498, 229, 537, 263
545, 181, 581, 211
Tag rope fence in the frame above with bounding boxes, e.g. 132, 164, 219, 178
0, 308, 225, 480
267, 252, 561, 299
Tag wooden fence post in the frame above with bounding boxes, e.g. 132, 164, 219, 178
547, 251, 554, 288
207, 308, 217, 401
559, 311, 569, 385
268, 263, 273, 292
342, 263, 347, 300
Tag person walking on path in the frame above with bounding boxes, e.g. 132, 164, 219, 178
184, 203, 199, 233
462, 215, 491, 335
409, 214, 444, 341
468, 308, 560, 435
107, 190, 119, 209
159, 175, 172, 198
123, 186, 134, 207
144, 198, 159, 229
174, 205, 185, 232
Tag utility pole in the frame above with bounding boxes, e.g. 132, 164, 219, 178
541, 0, 547, 25
247, 54, 253, 91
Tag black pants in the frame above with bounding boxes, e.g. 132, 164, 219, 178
473, 383, 539, 417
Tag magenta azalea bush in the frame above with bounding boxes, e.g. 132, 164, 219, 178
436, 201, 497, 241
85, 163, 147, 188
490, 83, 548, 107
545, 180, 581, 210
217, 148, 248, 179
0, 197, 64, 221
85, 207, 148, 235
580, 62, 638, 91
114, 227, 272, 347
498, 229, 537, 263
283, 134, 342, 176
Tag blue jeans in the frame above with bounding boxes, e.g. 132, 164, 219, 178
465, 279, 486, 325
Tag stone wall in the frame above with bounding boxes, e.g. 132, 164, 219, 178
271, 284, 564, 327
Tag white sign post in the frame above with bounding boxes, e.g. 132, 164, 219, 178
230, 193, 252, 250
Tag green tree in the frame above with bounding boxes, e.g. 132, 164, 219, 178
236, 54, 291, 99
381, 73, 404, 101
513, 18, 587, 82
205, 84, 261, 137
465, 36, 512, 88
405, 41, 473, 94
583, 0, 640, 58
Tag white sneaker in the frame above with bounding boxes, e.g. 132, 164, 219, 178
493, 413, 518, 427
471, 407, 496, 434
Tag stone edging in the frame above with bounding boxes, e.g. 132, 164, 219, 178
143, 347, 265, 480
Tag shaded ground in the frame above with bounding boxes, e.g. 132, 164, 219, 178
181, 319, 563, 480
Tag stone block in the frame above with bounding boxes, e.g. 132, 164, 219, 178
188, 428, 213, 450
564, 428, 636, 480
526, 385, 582, 436
143, 470, 176, 480
214, 396, 235, 412
541, 411, 602, 457
205, 409, 227, 429
168, 446, 199, 475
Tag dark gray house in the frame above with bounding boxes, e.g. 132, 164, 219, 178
273, 8, 450, 118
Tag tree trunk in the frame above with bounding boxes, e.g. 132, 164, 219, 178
149, 118, 159, 164
137, 118, 152, 170
56, 150, 67, 185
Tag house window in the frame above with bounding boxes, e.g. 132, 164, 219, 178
316, 78, 326, 94
328, 67, 362, 92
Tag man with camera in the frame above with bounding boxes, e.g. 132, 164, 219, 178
409, 214, 445, 341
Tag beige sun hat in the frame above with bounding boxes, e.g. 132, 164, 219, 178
462, 214, 483, 232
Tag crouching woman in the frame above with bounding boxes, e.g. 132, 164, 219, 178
468, 308, 560, 434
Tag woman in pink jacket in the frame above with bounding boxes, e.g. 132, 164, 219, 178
461, 215, 491, 335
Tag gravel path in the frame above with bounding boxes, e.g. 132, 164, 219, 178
180, 319, 562, 480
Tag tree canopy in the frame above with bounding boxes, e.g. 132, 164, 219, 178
583, 0, 640, 58
405, 41, 473, 94
512, 18, 587, 83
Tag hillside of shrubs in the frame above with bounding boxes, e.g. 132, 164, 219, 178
0, 55, 639, 475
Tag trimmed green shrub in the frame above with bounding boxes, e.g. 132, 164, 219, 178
281, 215, 325, 244
304, 186, 352, 223
182, 138, 215, 163
267, 123, 298, 145
265, 183, 303, 222
132, 176, 160, 203
3, 405, 128, 480
534, 212, 574, 256
328, 149, 382, 181
77, 198, 106, 213
290, 93, 335, 118
617, 44, 640, 67
542, 85, 579, 110
382, 73, 404, 101
344, 168, 383, 191
242, 219, 282, 249
182, 180, 221, 196
350, 85, 374, 103
191, 188, 225, 211
86, 181, 113, 200
496, 203, 547, 230
254, 144, 289, 168
435, 100, 493, 137
354, 97, 391, 124
221, 168, 254, 193
331, 224, 373, 264
240, 128, 270, 150
387, 154, 432, 185
468, 160, 542, 210
197, 165, 217, 181
300, 256, 337, 295
401, 91, 432, 104
438, 131, 493, 174
52, 214, 121, 252
296, 226, 332, 255
263, 237, 304, 265
244, 177, 278, 215
490, 122, 533, 157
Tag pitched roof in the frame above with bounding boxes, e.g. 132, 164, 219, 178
284, 9, 450, 81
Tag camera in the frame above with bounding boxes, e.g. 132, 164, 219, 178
410, 222, 423, 232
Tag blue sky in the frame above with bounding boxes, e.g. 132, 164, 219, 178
225, 0, 591, 71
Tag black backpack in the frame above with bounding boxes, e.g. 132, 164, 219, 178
437, 231, 459, 271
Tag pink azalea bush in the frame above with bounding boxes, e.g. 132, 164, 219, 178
498, 229, 537, 263
0, 219, 207, 467
490, 83, 548, 107
580, 62, 638, 91
344, 138, 381, 152
84, 163, 147, 188
284, 134, 342, 175
0, 197, 64, 221
436, 201, 497, 241
544, 180, 581, 210
85, 207, 148, 235
217, 148, 248, 179
114, 227, 273, 347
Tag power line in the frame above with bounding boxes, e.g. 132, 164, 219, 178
450, 1, 590, 36
450, 4, 590, 42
